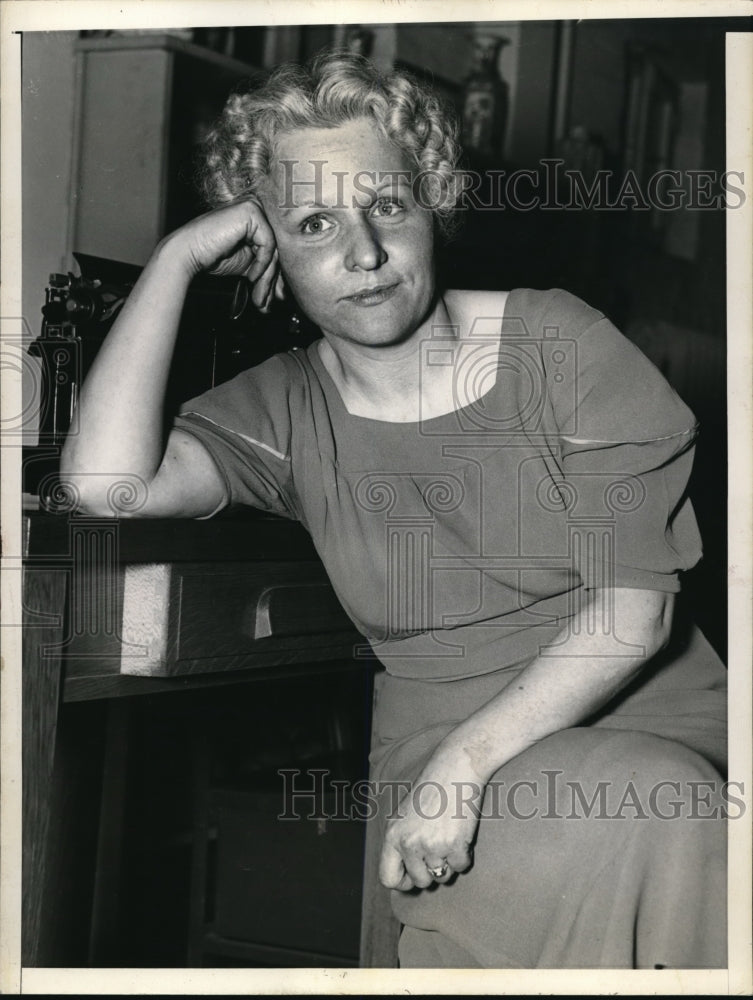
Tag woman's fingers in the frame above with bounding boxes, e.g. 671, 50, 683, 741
445, 842, 473, 874
237, 200, 274, 279
245, 227, 276, 283
379, 841, 413, 890
400, 843, 436, 889
394, 870, 416, 892
381, 826, 475, 890
424, 854, 454, 884
187, 199, 281, 313
379, 771, 482, 891
250, 248, 279, 312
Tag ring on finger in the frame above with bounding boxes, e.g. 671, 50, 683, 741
426, 861, 449, 879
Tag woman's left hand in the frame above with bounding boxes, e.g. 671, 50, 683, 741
378, 746, 486, 891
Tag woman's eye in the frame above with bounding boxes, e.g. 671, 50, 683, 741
300, 215, 335, 235
372, 198, 404, 218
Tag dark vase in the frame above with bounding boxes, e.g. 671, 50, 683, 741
461, 35, 510, 161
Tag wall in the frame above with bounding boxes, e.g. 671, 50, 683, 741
568, 20, 633, 155
506, 20, 557, 166
21, 31, 78, 346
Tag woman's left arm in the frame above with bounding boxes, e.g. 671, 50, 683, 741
379, 586, 674, 890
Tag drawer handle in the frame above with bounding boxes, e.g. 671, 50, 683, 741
251, 583, 352, 639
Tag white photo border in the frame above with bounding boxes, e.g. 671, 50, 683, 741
1, 1, 751, 995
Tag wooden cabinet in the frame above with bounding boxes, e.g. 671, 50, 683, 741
25, 512, 363, 694
71, 35, 261, 266
22, 510, 373, 966
65, 557, 357, 678
193, 788, 365, 966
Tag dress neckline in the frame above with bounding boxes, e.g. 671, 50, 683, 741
305, 288, 517, 427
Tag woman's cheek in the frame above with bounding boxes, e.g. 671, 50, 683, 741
280, 244, 327, 292
280, 249, 340, 322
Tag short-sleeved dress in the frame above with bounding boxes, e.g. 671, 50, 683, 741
174, 288, 727, 969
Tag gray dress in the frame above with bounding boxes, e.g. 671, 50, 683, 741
174, 288, 727, 968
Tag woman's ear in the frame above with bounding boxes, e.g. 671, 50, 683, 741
274, 272, 286, 301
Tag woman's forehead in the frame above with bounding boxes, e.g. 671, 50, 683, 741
268, 119, 412, 201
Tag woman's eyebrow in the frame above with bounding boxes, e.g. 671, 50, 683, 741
279, 201, 328, 216
277, 172, 412, 215
374, 171, 413, 188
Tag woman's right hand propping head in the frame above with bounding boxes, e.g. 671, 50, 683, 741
166, 198, 281, 313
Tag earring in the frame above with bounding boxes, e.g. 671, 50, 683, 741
287, 311, 302, 337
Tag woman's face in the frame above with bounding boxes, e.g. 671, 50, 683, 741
259, 118, 436, 349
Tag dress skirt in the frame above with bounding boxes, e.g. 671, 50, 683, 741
368, 618, 728, 969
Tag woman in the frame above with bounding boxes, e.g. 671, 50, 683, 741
61, 52, 727, 968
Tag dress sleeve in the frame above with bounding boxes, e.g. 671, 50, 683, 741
171, 353, 297, 520
543, 289, 703, 593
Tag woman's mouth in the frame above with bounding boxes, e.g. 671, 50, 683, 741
342, 283, 399, 306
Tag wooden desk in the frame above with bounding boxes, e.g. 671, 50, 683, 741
22, 511, 369, 966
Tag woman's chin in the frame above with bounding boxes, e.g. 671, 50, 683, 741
322, 292, 437, 350
329, 321, 424, 351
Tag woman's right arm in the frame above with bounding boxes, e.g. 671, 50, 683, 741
60, 201, 279, 518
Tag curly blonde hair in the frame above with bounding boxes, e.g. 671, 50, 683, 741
199, 50, 464, 238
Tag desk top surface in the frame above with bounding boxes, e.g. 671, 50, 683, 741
24, 510, 318, 564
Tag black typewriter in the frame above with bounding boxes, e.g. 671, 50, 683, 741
23, 253, 317, 507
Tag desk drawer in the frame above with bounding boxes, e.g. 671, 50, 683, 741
66, 560, 360, 678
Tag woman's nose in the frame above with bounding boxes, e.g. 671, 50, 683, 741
343, 217, 388, 271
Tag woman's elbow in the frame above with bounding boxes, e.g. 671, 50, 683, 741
640, 591, 675, 659
55, 467, 147, 518
609, 588, 675, 661
58, 436, 151, 516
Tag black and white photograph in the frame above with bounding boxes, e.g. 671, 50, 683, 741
1, 0, 751, 993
